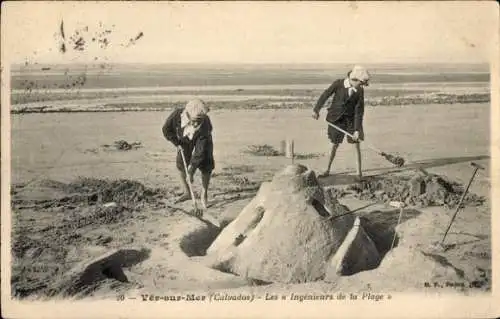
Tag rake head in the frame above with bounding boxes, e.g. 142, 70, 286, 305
381, 152, 405, 167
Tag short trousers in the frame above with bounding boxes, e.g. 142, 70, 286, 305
176, 143, 215, 174
327, 118, 364, 145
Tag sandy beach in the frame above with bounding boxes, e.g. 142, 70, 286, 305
10, 102, 492, 299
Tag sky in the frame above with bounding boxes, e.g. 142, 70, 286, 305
1, 1, 498, 65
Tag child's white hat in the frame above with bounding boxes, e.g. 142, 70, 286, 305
349, 65, 370, 82
185, 98, 209, 119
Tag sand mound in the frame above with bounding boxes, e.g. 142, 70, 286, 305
101, 140, 143, 151
52, 247, 150, 298
244, 144, 282, 157
12, 177, 165, 210
347, 172, 485, 208
205, 164, 381, 284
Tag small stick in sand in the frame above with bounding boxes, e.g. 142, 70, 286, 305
389, 201, 406, 251
440, 162, 485, 246
285, 138, 295, 164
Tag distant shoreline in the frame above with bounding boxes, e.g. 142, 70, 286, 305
10, 63, 490, 114
10, 92, 490, 114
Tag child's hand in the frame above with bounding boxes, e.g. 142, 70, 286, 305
312, 111, 319, 120
352, 131, 360, 141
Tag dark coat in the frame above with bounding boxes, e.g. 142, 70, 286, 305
313, 79, 365, 131
162, 107, 214, 173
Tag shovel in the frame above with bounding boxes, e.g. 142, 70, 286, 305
178, 146, 204, 217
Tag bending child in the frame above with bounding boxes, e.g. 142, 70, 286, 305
162, 99, 214, 209
312, 65, 370, 180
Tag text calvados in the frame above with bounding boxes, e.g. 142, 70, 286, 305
210, 293, 255, 302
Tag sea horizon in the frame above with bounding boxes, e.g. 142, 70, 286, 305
11, 61, 490, 71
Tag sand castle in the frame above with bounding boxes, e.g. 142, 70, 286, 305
205, 164, 381, 283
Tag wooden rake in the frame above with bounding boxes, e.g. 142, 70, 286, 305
327, 121, 405, 167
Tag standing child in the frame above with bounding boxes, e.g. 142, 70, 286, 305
162, 99, 214, 209
312, 65, 370, 180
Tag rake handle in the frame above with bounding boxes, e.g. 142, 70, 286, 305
326, 121, 384, 155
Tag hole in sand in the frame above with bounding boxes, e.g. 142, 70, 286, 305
102, 264, 129, 283
231, 206, 265, 247
179, 206, 271, 286
310, 198, 331, 217
233, 234, 246, 247
180, 206, 266, 257
360, 208, 422, 259
179, 224, 222, 257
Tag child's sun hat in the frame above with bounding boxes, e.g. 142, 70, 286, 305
349, 65, 370, 84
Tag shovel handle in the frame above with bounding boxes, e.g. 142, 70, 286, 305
178, 146, 198, 209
